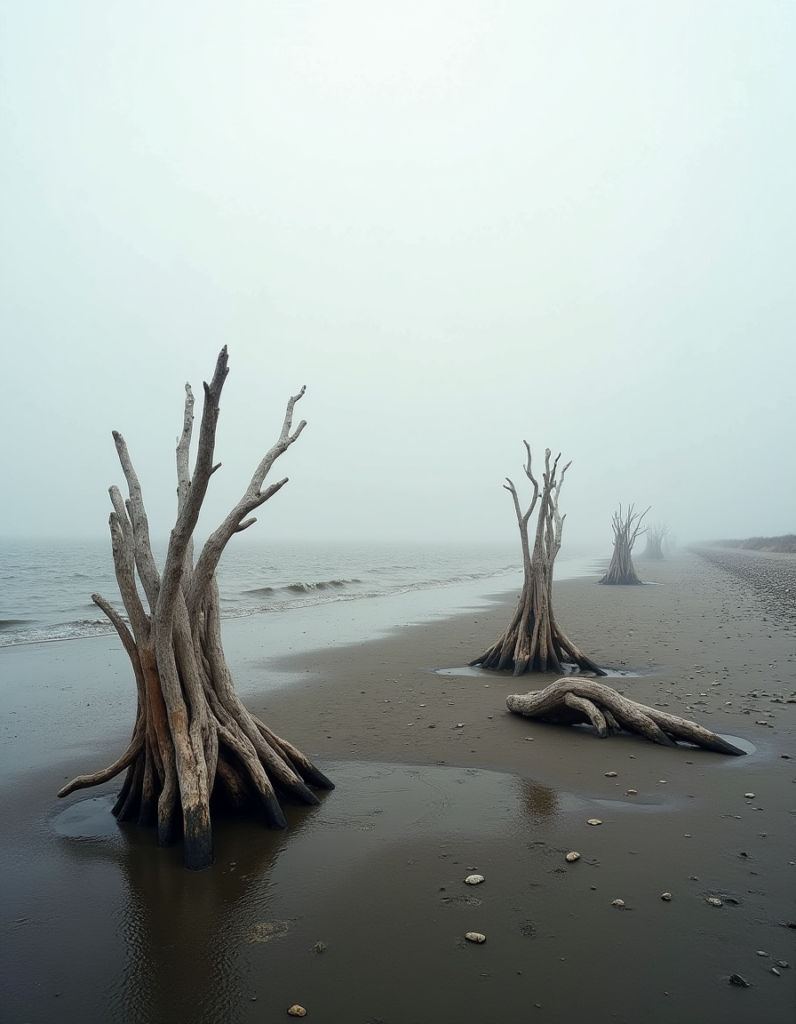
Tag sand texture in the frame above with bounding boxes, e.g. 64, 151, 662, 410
1, 549, 794, 1024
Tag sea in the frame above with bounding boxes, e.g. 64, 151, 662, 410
0, 537, 605, 649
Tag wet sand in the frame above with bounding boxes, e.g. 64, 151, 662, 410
1, 550, 795, 1024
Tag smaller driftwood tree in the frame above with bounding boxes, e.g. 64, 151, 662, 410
642, 522, 669, 560
599, 504, 649, 585
470, 445, 604, 676
58, 348, 333, 870
506, 678, 746, 755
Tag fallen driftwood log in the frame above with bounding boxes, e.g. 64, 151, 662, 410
506, 678, 746, 755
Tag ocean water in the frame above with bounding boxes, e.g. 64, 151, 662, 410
0, 537, 602, 648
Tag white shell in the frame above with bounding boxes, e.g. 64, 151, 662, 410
661, 892, 673, 901
744, 793, 755, 799
605, 772, 617, 778
587, 818, 602, 826
626, 789, 638, 795
707, 897, 723, 907
464, 874, 485, 885
611, 899, 625, 908
465, 931, 486, 943
565, 852, 581, 862
287, 1006, 307, 1018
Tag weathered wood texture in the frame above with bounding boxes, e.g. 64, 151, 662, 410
507, 678, 746, 755
599, 504, 649, 585
470, 446, 604, 676
58, 348, 333, 870
642, 522, 669, 561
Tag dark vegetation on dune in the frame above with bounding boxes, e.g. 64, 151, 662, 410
708, 534, 796, 554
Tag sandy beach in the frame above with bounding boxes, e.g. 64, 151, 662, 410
1, 548, 794, 1024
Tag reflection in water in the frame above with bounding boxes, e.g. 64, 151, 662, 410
57, 798, 325, 1024
51, 761, 563, 1022
514, 776, 560, 821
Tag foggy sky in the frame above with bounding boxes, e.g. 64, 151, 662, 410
1, 1, 794, 549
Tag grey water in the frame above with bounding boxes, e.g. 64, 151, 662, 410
0, 537, 605, 648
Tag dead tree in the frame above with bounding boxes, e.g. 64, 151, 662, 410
642, 522, 669, 560
470, 445, 604, 676
507, 678, 746, 755
599, 504, 649, 585
58, 348, 333, 870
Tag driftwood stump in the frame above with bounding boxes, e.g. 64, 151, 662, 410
600, 504, 649, 585
507, 678, 746, 755
58, 347, 333, 870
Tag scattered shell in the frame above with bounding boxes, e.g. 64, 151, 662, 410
756, 950, 769, 957
587, 818, 602, 826
465, 931, 486, 943
728, 974, 751, 987
707, 897, 723, 907
287, 1006, 307, 1018
626, 789, 638, 795
455, 723, 465, 729
771, 967, 781, 976
744, 793, 755, 799
605, 772, 617, 778
661, 892, 673, 901
611, 899, 625, 908
774, 960, 789, 969
464, 874, 485, 885
565, 852, 581, 863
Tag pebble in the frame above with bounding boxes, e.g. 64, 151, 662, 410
729, 973, 751, 987
756, 950, 769, 957
626, 789, 638, 795
587, 818, 602, 826
611, 899, 625, 908
464, 874, 485, 885
465, 932, 486, 943
565, 852, 581, 862
605, 772, 617, 777
774, 959, 790, 969
661, 892, 673, 901
287, 1006, 307, 1017
744, 793, 755, 799
707, 897, 723, 907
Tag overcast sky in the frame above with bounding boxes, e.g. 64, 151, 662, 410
1, 1, 794, 549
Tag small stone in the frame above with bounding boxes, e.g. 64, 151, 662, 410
626, 789, 638, 795
605, 772, 617, 777
744, 793, 755, 799
587, 818, 602, 826
707, 897, 723, 907
661, 892, 673, 901
729, 973, 751, 987
771, 967, 781, 976
464, 874, 485, 885
774, 959, 789, 969
455, 723, 465, 729
287, 1006, 307, 1017
756, 950, 769, 957
611, 899, 625, 908
565, 852, 581, 862
465, 931, 486, 943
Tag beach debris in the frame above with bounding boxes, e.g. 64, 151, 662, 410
756, 950, 769, 957
661, 892, 673, 901
626, 789, 638, 795
728, 974, 751, 987
600, 504, 649, 585
455, 723, 465, 729
707, 897, 723, 907
774, 959, 790, 968
464, 874, 485, 885
611, 899, 626, 908
605, 771, 617, 777
506, 679, 746, 755
587, 818, 602, 826
287, 1005, 307, 1017
744, 793, 755, 799
772, 967, 781, 976
465, 932, 487, 943
565, 852, 581, 862
311, 942, 326, 954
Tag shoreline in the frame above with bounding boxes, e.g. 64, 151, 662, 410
1, 549, 794, 1024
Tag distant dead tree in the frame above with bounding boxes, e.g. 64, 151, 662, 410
58, 348, 333, 870
642, 522, 669, 560
470, 445, 604, 676
599, 504, 649, 585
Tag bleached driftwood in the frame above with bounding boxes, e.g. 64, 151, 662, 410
507, 678, 746, 755
600, 504, 649, 585
58, 348, 333, 870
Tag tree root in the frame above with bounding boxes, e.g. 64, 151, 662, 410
506, 678, 747, 755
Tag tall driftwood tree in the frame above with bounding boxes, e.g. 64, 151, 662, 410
58, 348, 333, 870
642, 522, 669, 560
599, 504, 649, 585
471, 445, 604, 676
